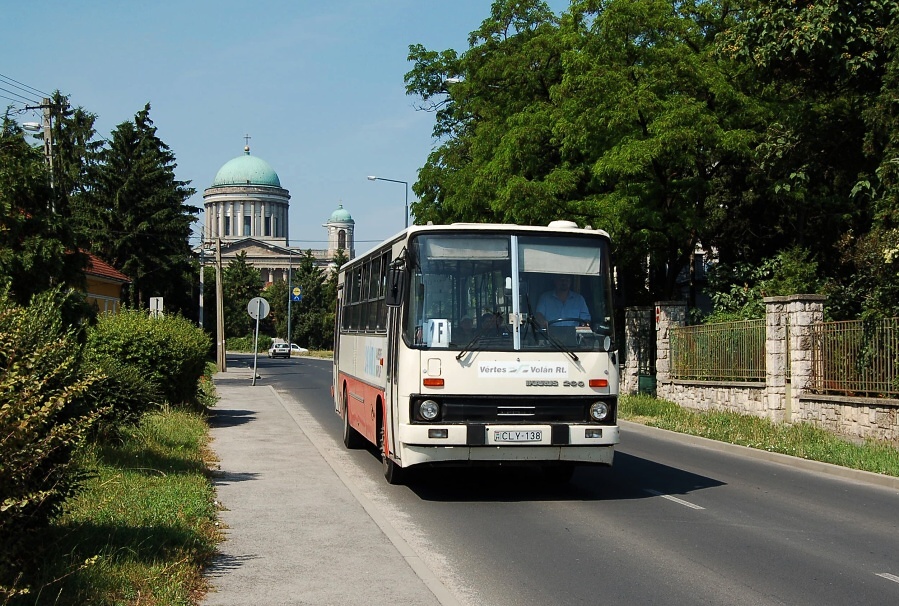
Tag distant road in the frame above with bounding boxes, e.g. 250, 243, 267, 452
244, 354, 899, 606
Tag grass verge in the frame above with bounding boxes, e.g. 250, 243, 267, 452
620, 394, 899, 477
11, 407, 219, 605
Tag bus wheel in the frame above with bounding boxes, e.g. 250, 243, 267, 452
379, 420, 406, 485
342, 387, 364, 449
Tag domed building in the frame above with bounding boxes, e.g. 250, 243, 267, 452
325, 204, 354, 255
204, 146, 291, 244
201, 146, 355, 284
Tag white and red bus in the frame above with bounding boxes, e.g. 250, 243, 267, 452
333, 221, 619, 484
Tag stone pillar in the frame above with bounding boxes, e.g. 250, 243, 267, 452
655, 301, 687, 398
623, 306, 653, 395
764, 295, 825, 423
788, 295, 826, 415
764, 297, 789, 423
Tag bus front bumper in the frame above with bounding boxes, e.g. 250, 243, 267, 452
396, 423, 619, 467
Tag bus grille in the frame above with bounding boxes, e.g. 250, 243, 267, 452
411, 395, 616, 424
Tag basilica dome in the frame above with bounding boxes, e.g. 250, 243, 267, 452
212, 147, 281, 187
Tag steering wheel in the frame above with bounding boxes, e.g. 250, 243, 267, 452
547, 318, 586, 327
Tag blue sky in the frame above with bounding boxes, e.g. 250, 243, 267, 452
4, 1, 569, 251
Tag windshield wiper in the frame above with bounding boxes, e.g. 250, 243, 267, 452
455, 326, 493, 360
526, 315, 579, 362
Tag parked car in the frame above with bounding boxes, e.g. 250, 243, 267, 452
268, 343, 291, 359
289, 343, 309, 356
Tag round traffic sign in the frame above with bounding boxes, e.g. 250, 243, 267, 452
248, 297, 270, 319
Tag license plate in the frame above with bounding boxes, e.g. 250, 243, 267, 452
493, 430, 542, 443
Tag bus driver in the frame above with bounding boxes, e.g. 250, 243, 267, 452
535, 275, 591, 328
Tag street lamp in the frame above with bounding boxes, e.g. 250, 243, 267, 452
367, 175, 409, 229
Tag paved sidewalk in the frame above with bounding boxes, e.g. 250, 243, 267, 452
202, 364, 445, 606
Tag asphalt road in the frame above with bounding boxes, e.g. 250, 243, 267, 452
246, 353, 899, 606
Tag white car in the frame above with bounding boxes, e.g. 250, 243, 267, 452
289, 343, 308, 356
267, 343, 291, 359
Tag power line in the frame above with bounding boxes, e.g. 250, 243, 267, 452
0, 85, 39, 106
0, 93, 32, 107
0, 73, 50, 99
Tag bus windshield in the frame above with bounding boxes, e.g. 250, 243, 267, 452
405, 232, 615, 352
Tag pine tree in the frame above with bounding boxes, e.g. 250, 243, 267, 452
0, 116, 87, 306
48, 92, 105, 250
94, 104, 198, 312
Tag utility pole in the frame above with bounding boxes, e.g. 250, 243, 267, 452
215, 237, 227, 372
199, 228, 207, 329
24, 97, 56, 203
42, 99, 53, 192
287, 250, 292, 345
199, 242, 205, 328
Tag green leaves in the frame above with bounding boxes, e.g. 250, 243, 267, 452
0, 288, 99, 580
92, 104, 198, 313
404, 0, 898, 314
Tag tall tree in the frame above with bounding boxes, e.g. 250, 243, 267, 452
0, 116, 87, 306
47, 92, 105, 250
93, 104, 198, 313
722, 0, 898, 317
221, 252, 262, 338
289, 251, 331, 349
407, 0, 757, 303
407, 0, 564, 226
557, 0, 759, 302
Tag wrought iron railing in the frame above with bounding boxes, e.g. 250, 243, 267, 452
671, 319, 766, 382
811, 318, 899, 398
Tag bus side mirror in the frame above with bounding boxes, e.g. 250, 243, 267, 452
385, 266, 405, 307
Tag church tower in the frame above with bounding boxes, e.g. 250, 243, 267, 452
325, 204, 355, 259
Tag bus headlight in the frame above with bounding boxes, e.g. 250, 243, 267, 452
589, 401, 609, 422
419, 399, 440, 421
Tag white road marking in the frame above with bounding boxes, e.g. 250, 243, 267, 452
644, 488, 706, 510
876, 572, 899, 584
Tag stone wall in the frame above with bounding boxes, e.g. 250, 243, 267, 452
622, 307, 653, 395
628, 295, 899, 444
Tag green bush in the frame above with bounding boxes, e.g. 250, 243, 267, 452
227, 334, 273, 352
0, 288, 103, 588
84, 356, 163, 427
85, 310, 211, 407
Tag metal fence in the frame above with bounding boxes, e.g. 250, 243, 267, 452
671, 319, 766, 382
811, 317, 899, 397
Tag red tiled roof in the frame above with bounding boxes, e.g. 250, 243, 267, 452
85, 253, 130, 284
